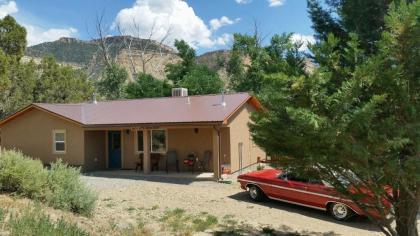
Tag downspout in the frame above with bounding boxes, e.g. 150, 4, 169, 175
213, 126, 222, 180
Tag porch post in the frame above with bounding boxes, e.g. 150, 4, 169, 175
212, 128, 220, 180
143, 129, 151, 174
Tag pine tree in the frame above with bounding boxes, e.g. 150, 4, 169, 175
251, 1, 419, 235
0, 15, 27, 58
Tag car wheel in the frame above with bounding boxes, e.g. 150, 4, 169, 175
247, 185, 265, 202
329, 203, 353, 221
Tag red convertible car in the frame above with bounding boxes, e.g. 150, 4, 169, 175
238, 169, 387, 221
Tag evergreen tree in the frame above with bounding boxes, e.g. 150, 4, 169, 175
227, 33, 306, 93
307, 0, 414, 54
251, 1, 419, 235
0, 15, 27, 58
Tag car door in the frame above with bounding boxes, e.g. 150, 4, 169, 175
268, 173, 310, 205
304, 179, 335, 209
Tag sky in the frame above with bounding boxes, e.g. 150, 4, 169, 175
0, 0, 315, 54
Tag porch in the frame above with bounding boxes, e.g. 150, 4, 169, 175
83, 126, 231, 178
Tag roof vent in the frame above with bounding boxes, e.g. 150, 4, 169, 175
172, 88, 188, 97
221, 91, 226, 107
92, 93, 97, 104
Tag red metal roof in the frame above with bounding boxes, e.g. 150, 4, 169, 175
30, 93, 255, 126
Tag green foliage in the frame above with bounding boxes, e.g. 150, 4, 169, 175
0, 50, 12, 96
124, 73, 172, 99
227, 33, 306, 93
179, 65, 224, 95
34, 57, 94, 103
307, 0, 414, 54
165, 40, 196, 84
8, 207, 89, 236
97, 63, 128, 100
166, 39, 224, 95
46, 161, 97, 216
0, 56, 94, 119
251, 1, 420, 235
0, 150, 48, 200
0, 150, 97, 216
0, 15, 27, 58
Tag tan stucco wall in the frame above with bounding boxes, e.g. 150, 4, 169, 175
227, 103, 266, 173
0, 108, 85, 166
84, 130, 106, 171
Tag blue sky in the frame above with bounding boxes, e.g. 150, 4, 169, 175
0, 0, 315, 54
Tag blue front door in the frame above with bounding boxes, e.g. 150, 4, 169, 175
108, 131, 122, 169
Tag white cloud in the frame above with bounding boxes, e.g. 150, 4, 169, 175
115, 0, 229, 49
25, 25, 77, 46
268, 0, 286, 7
0, 1, 78, 46
0, 0, 18, 18
213, 33, 233, 46
235, 0, 252, 4
291, 33, 315, 51
209, 16, 240, 31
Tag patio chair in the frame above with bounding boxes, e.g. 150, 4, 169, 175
197, 151, 212, 171
166, 150, 179, 173
135, 153, 143, 172
184, 153, 197, 173
151, 153, 161, 171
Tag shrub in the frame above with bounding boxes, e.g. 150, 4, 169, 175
0, 150, 96, 216
46, 160, 97, 216
0, 150, 48, 199
8, 207, 89, 236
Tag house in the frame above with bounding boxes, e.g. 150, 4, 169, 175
0, 89, 266, 178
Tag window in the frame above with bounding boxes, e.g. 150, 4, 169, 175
53, 130, 66, 153
151, 129, 167, 153
135, 130, 144, 153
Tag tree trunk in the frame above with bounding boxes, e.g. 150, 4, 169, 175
395, 186, 419, 236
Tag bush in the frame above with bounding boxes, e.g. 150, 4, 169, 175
0, 150, 48, 199
46, 161, 97, 216
0, 150, 96, 216
8, 207, 89, 236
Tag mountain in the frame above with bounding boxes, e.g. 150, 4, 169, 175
25, 36, 180, 80
24, 37, 315, 83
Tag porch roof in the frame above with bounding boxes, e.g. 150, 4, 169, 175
2, 93, 260, 126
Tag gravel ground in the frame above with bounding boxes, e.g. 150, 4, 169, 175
80, 173, 409, 236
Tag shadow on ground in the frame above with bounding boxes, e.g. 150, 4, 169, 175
85, 170, 215, 185
227, 191, 380, 234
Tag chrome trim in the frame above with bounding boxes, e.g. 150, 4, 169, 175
268, 196, 326, 211
238, 178, 348, 201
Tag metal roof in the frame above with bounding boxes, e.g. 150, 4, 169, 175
22, 93, 257, 126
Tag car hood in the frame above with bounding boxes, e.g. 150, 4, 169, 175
238, 169, 281, 180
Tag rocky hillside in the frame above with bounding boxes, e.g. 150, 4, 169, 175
25, 36, 180, 80
25, 37, 314, 83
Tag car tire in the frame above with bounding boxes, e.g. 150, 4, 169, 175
247, 185, 265, 202
329, 203, 354, 221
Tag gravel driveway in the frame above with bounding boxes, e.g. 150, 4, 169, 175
80, 172, 398, 236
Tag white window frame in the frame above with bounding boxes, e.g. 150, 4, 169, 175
150, 129, 168, 154
53, 129, 66, 154
134, 129, 144, 154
